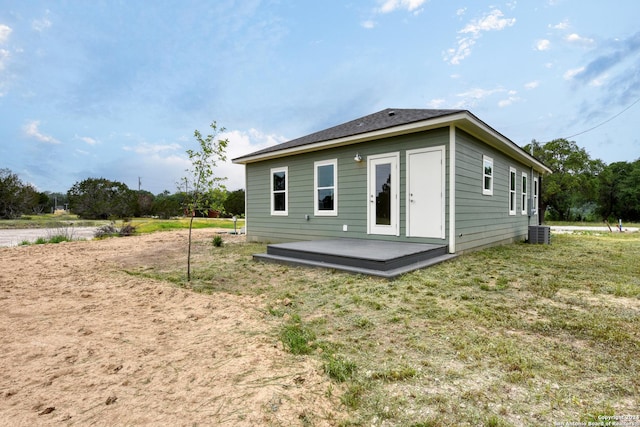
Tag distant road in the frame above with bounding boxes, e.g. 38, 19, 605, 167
549, 225, 638, 233
0, 227, 98, 247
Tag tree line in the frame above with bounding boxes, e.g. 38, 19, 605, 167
2, 137, 639, 222
525, 138, 640, 222
0, 169, 244, 220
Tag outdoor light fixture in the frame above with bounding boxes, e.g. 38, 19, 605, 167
354, 153, 362, 162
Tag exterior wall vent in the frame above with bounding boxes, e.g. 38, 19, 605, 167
528, 225, 550, 244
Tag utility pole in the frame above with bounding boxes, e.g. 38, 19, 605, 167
138, 177, 141, 191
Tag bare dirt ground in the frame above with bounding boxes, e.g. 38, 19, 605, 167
0, 229, 340, 426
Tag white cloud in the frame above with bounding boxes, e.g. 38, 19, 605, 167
77, 135, 99, 145
23, 121, 61, 144
453, 88, 499, 108
377, 0, 427, 14
427, 98, 446, 108
500, 89, 519, 103
213, 128, 287, 190
566, 33, 594, 46
550, 20, 569, 30
445, 9, 516, 64
535, 39, 551, 51
563, 66, 585, 80
524, 80, 539, 89
0, 48, 9, 72
32, 18, 52, 32
123, 142, 182, 155
457, 87, 503, 100
588, 74, 608, 87
0, 24, 11, 74
0, 24, 11, 44
361, 20, 376, 29
498, 94, 520, 107
456, 8, 466, 17
459, 9, 515, 35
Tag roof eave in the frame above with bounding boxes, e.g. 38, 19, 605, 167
232, 111, 552, 175
232, 112, 468, 165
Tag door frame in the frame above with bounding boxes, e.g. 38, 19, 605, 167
367, 152, 400, 236
405, 146, 446, 239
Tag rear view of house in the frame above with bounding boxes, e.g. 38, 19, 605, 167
232, 108, 551, 275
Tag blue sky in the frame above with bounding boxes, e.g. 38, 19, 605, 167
1, 0, 639, 194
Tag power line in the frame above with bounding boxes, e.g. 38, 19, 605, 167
564, 95, 640, 140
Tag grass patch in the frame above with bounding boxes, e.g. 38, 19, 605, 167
279, 314, 316, 355
127, 231, 640, 425
131, 217, 244, 234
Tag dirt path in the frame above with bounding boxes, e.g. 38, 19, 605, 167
0, 230, 339, 426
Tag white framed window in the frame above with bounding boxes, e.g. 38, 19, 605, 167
521, 172, 528, 215
270, 167, 288, 216
314, 159, 337, 216
533, 177, 539, 216
509, 167, 517, 215
482, 155, 493, 195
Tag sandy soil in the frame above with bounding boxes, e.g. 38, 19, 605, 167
0, 229, 340, 426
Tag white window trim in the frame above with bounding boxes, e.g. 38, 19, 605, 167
482, 155, 493, 195
509, 167, 517, 216
521, 172, 528, 215
314, 159, 338, 216
270, 166, 288, 216
533, 177, 539, 216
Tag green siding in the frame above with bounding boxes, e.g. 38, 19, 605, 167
454, 129, 540, 252
246, 128, 451, 244
245, 125, 541, 253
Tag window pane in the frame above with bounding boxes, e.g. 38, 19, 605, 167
484, 176, 491, 190
317, 164, 334, 188
484, 163, 492, 177
273, 172, 286, 191
510, 172, 516, 189
273, 193, 286, 211
317, 189, 334, 210
376, 163, 391, 225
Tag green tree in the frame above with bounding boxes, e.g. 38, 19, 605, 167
182, 121, 228, 281
67, 178, 137, 219
524, 139, 603, 221
598, 160, 640, 222
134, 190, 155, 217
0, 168, 29, 219
223, 189, 245, 216
151, 190, 185, 219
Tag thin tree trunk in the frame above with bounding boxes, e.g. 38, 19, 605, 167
187, 215, 194, 281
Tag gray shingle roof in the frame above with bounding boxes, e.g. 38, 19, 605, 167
233, 108, 465, 161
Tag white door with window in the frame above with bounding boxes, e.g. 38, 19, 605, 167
406, 146, 445, 238
367, 153, 399, 236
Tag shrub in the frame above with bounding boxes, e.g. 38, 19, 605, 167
212, 235, 224, 247
94, 224, 118, 238
119, 224, 136, 236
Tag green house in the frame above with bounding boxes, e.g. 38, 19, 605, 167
232, 109, 551, 259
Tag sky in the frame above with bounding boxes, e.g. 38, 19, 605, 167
1, 0, 639, 195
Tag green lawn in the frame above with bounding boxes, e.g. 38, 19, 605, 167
0, 215, 244, 233
130, 230, 639, 426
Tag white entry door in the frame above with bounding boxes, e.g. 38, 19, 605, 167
406, 146, 445, 238
367, 152, 399, 236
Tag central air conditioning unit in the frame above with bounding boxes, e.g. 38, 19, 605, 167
528, 225, 550, 244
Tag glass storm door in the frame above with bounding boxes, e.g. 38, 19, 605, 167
367, 153, 399, 236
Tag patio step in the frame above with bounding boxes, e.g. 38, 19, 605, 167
253, 238, 456, 279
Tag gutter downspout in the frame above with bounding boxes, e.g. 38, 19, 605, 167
449, 125, 456, 254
